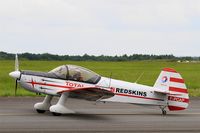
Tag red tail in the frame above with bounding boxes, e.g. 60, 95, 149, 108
154, 68, 189, 111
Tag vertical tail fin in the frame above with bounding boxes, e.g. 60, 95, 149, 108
154, 68, 189, 111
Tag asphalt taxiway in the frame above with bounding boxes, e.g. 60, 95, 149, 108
0, 97, 199, 133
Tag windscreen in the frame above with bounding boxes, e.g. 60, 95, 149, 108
49, 65, 101, 84
49, 65, 68, 79
67, 65, 101, 84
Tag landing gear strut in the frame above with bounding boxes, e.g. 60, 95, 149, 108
159, 106, 167, 115
50, 92, 74, 116
34, 95, 53, 113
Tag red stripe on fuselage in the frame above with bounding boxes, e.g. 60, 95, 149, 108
169, 87, 188, 94
27, 81, 102, 92
170, 77, 185, 83
116, 93, 164, 101
27, 81, 70, 89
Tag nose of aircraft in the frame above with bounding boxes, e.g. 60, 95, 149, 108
9, 71, 21, 79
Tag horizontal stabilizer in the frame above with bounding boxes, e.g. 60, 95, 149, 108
154, 89, 181, 96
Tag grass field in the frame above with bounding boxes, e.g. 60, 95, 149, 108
0, 60, 200, 97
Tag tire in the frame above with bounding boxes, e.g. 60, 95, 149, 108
52, 112, 62, 116
162, 110, 167, 115
36, 109, 46, 113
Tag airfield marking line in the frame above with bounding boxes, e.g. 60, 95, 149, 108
0, 112, 199, 116
0, 113, 37, 116
83, 113, 200, 115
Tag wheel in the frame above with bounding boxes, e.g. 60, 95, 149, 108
162, 110, 167, 115
36, 109, 46, 113
52, 112, 62, 116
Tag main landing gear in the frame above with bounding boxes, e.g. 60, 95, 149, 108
34, 93, 74, 116
159, 106, 167, 115
34, 95, 53, 113
50, 92, 75, 116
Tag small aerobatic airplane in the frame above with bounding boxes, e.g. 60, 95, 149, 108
9, 55, 189, 116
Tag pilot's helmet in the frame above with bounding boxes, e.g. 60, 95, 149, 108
73, 69, 83, 81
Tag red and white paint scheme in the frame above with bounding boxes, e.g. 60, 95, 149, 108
9, 55, 189, 116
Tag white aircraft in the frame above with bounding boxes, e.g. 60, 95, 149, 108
9, 55, 189, 116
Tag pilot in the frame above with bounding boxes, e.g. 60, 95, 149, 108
73, 70, 83, 81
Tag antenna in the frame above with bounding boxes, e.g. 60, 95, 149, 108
135, 72, 144, 83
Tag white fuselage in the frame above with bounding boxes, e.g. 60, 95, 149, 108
98, 77, 167, 106
19, 73, 167, 107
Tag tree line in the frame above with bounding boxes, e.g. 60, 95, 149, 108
0, 51, 198, 61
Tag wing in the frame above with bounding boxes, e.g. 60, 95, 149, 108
57, 87, 115, 101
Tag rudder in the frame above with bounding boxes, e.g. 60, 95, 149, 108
154, 68, 189, 111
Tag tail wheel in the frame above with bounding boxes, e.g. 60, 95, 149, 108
159, 106, 167, 115
162, 110, 167, 115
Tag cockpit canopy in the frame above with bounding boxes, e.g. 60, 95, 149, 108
49, 65, 101, 84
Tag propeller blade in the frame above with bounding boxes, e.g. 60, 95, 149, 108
15, 79, 18, 96
15, 54, 19, 71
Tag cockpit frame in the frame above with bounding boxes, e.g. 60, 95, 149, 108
49, 65, 101, 84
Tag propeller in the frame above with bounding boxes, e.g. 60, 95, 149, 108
15, 54, 19, 96
9, 54, 21, 96
15, 54, 19, 71
15, 79, 18, 96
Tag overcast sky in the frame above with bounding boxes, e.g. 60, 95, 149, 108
0, 0, 200, 56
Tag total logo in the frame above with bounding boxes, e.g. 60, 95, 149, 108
161, 76, 168, 83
